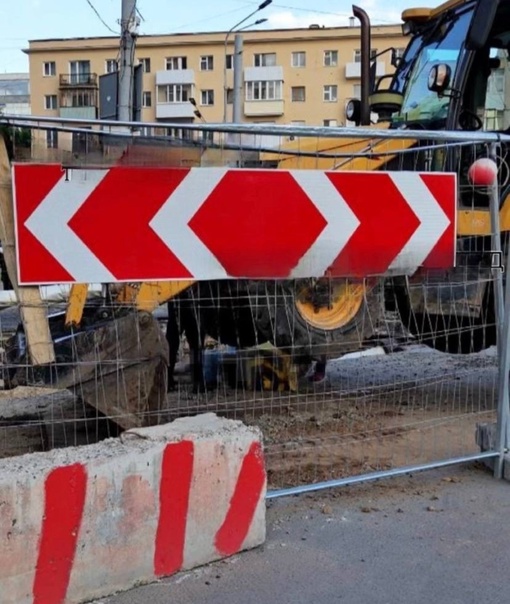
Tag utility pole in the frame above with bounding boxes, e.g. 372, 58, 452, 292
118, 0, 138, 122
232, 34, 243, 123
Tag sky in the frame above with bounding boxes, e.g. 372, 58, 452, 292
0, 0, 440, 74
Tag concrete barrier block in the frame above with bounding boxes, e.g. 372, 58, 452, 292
0, 413, 266, 604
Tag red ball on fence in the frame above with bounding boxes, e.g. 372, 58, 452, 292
467, 158, 498, 186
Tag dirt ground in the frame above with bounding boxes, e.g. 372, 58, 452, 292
0, 342, 498, 488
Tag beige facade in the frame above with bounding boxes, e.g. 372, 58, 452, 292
24, 24, 406, 151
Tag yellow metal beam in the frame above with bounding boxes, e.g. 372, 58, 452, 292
114, 281, 195, 312
65, 283, 89, 327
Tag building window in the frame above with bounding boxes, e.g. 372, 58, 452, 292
291, 86, 306, 102
69, 60, 91, 84
46, 129, 58, 149
61, 91, 95, 107
158, 84, 192, 103
142, 91, 152, 107
354, 49, 378, 62
291, 51, 306, 68
324, 50, 338, 67
43, 61, 56, 77
352, 84, 361, 98
165, 56, 187, 70
44, 95, 58, 110
140, 58, 151, 73
246, 80, 282, 101
200, 89, 214, 106
226, 88, 234, 104
226, 54, 233, 70
200, 55, 214, 71
105, 59, 117, 73
202, 130, 214, 143
254, 53, 277, 67
323, 85, 338, 102
323, 119, 338, 127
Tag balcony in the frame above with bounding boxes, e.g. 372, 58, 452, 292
244, 100, 285, 117
345, 62, 386, 79
59, 73, 98, 88
244, 66, 284, 82
155, 70, 195, 86
155, 102, 196, 120
59, 107, 97, 120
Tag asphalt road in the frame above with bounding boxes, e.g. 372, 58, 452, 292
96, 463, 510, 604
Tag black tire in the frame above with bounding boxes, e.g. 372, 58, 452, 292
248, 279, 384, 361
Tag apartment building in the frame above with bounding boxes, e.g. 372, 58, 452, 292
0, 73, 30, 116
24, 24, 406, 150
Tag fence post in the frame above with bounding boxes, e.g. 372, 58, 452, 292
489, 144, 510, 478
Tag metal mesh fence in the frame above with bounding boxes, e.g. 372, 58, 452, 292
0, 118, 505, 490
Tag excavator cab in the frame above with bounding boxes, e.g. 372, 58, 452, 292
360, 0, 510, 354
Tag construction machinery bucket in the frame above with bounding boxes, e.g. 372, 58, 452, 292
4, 305, 169, 430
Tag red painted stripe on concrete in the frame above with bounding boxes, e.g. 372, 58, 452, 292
154, 441, 194, 577
32, 463, 87, 604
214, 441, 266, 556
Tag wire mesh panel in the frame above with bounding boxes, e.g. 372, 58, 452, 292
0, 118, 506, 491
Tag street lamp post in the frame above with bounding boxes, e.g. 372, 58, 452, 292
223, 0, 272, 122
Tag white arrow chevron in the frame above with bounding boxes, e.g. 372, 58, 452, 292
387, 172, 451, 274
289, 170, 360, 278
149, 168, 229, 279
24, 170, 116, 283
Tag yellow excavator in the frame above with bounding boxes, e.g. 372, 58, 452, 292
5, 0, 510, 429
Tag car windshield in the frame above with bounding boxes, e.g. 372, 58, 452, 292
392, 9, 473, 126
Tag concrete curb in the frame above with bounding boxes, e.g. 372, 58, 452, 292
0, 413, 266, 604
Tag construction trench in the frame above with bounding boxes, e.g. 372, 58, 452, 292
0, 295, 497, 489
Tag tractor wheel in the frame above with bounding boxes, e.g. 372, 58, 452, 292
249, 278, 384, 360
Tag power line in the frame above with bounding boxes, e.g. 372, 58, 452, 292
84, 0, 119, 34
230, 0, 400, 24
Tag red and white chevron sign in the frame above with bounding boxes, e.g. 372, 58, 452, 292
12, 164, 456, 285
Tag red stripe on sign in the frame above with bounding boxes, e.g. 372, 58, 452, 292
68, 167, 193, 280
420, 173, 456, 268
189, 171, 327, 277
13, 164, 73, 283
154, 441, 194, 577
326, 172, 421, 277
214, 441, 266, 557
32, 463, 87, 604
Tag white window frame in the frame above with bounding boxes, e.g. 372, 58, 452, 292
324, 50, 338, 67
245, 80, 283, 101
200, 89, 214, 106
354, 49, 378, 63
158, 84, 192, 103
165, 56, 187, 70
69, 60, 91, 84
43, 61, 56, 77
46, 129, 58, 149
142, 91, 152, 108
200, 55, 214, 71
323, 85, 338, 102
291, 86, 306, 102
44, 95, 58, 110
291, 51, 306, 68
105, 59, 117, 74
254, 53, 277, 67
140, 58, 151, 73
